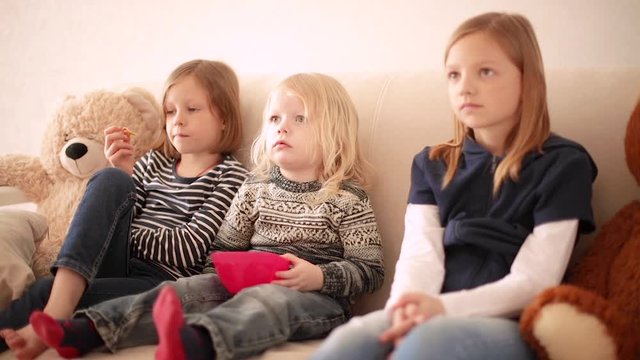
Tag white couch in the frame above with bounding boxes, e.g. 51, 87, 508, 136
1, 69, 639, 359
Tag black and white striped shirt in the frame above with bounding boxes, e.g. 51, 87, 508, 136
130, 150, 247, 279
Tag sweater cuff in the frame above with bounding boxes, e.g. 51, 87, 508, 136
318, 263, 344, 296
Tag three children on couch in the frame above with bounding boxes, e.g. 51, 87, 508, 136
0, 11, 595, 360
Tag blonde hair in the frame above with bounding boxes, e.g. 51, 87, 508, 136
431, 12, 550, 194
156, 59, 243, 159
251, 73, 370, 196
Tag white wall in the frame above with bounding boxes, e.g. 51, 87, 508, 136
1, 0, 639, 155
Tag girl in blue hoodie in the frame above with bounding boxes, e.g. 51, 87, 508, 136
312, 12, 597, 360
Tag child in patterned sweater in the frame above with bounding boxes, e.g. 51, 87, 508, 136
27, 73, 385, 360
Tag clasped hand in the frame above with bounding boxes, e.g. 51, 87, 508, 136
379, 292, 445, 345
271, 253, 324, 292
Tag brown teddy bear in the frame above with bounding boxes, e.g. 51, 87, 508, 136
0, 88, 162, 278
520, 98, 640, 360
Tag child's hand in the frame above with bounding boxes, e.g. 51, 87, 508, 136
379, 292, 445, 344
104, 126, 135, 175
272, 253, 324, 292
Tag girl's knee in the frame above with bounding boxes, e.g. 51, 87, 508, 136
326, 312, 387, 344
394, 317, 464, 357
396, 317, 531, 360
238, 284, 294, 300
89, 168, 134, 194
313, 314, 390, 360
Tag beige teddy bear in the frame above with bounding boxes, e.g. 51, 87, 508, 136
0, 88, 162, 277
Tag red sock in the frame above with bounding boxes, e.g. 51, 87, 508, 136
153, 285, 187, 360
30, 311, 101, 359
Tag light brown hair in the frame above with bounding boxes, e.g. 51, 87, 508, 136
156, 59, 242, 159
431, 12, 550, 194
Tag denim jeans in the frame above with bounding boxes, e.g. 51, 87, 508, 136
310, 309, 535, 360
78, 273, 349, 360
0, 168, 172, 352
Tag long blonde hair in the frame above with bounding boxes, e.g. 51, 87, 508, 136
156, 59, 243, 159
431, 12, 550, 194
251, 73, 370, 197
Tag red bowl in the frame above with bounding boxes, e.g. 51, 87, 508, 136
211, 251, 291, 294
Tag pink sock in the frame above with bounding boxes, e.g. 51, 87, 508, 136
30, 311, 80, 359
153, 285, 187, 360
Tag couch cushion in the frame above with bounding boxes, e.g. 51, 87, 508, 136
0, 210, 48, 309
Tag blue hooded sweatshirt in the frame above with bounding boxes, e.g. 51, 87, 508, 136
408, 134, 597, 293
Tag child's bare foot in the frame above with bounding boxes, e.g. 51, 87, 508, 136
0, 326, 48, 360
1, 328, 26, 350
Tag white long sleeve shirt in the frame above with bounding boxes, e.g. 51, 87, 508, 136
386, 204, 578, 318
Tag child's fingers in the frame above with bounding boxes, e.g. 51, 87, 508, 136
403, 303, 419, 319
104, 131, 129, 147
379, 319, 414, 343
279, 253, 299, 264
105, 144, 134, 163
105, 142, 134, 156
274, 268, 295, 279
110, 149, 134, 162
104, 128, 135, 149
103, 126, 122, 135
391, 292, 422, 310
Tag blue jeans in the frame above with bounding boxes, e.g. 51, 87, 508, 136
77, 273, 349, 360
0, 168, 172, 351
310, 309, 535, 360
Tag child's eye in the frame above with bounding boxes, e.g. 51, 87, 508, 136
269, 115, 280, 122
447, 71, 460, 81
295, 115, 306, 123
165, 109, 175, 115
188, 107, 199, 112
480, 68, 495, 77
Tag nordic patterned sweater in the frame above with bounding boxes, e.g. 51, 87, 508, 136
130, 150, 248, 279
213, 167, 385, 299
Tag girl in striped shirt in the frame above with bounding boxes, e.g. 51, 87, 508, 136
0, 59, 248, 359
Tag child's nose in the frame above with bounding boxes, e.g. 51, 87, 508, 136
173, 111, 185, 126
277, 119, 289, 133
459, 74, 475, 95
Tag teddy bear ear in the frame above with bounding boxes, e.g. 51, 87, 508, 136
122, 87, 162, 134
624, 98, 640, 185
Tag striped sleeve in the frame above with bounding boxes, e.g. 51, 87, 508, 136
131, 151, 152, 216
131, 157, 247, 278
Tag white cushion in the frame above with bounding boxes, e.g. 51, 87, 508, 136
0, 210, 48, 310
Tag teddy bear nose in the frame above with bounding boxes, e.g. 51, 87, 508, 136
65, 143, 88, 160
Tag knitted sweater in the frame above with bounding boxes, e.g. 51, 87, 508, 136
213, 167, 385, 299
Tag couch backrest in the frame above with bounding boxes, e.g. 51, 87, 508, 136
232, 69, 640, 313
1, 69, 637, 313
